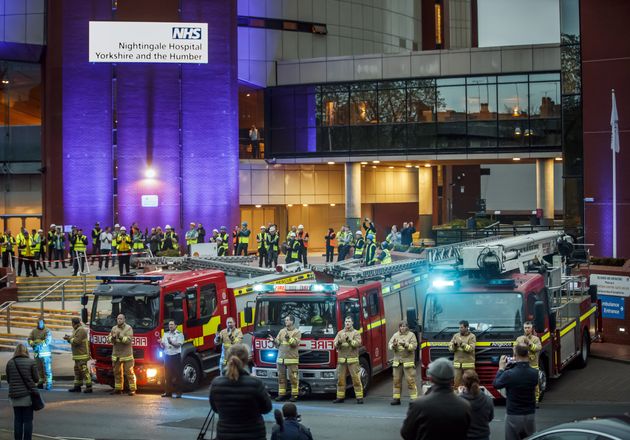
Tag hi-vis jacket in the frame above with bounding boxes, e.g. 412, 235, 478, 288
334, 328, 362, 364
274, 327, 301, 365
108, 323, 134, 361
388, 331, 417, 368
515, 334, 542, 368
69, 325, 90, 361
214, 328, 244, 354
28, 327, 52, 358
448, 331, 476, 369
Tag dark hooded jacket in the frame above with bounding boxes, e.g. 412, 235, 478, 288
459, 391, 494, 440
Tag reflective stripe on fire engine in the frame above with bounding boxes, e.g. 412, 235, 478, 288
381, 276, 423, 296
180, 315, 222, 348
580, 306, 597, 322
422, 341, 518, 348
541, 332, 551, 342
232, 272, 315, 296
367, 319, 386, 330
560, 320, 577, 337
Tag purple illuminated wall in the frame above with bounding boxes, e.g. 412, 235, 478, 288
55, 0, 239, 234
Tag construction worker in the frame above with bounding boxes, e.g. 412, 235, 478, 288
51, 226, 66, 269
337, 226, 349, 261
389, 320, 418, 405
296, 225, 309, 266
46, 224, 56, 268
332, 316, 364, 404
448, 320, 476, 388
269, 315, 301, 402
70, 227, 88, 276
214, 317, 243, 376
1, 229, 15, 268
132, 227, 145, 256
114, 226, 132, 275
161, 225, 179, 252
64, 317, 92, 393
108, 314, 136, 395
91, 222, 102, 264
197, 223, 206, 243
365, 233, 377, 266
286, 232, 300, 264
215, 237, 225, 256
516, 321, 542, 403
28, 318, 53, 389
286, 225, 297, 242
353, 231, 365, 260
31, 229, 43, 272
377, 241, 392, 264
236, 221, 251, 255
266, 226, 279, 268
17, 229, 37, 277
185, 222, 199, 256
362, 217, 376, 236
256, 225, 267, 267
35, 229, 46, 271
219, 226, 230, 255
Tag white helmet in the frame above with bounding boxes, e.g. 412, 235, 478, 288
212, 228, 219, 233
260, 225, 266, 229
120, 226, 127, 231
355, 230, 363, 236
289, 232, 297, 238
114, 223, 120, 228
298, 224, 304, 229
50, 224, 56, 228
165, 224, 172, 230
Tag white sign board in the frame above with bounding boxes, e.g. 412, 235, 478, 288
89, 21, 208, 64
191, 243, 217, 257
141, 195, 159, 207
590, 274, 630, 298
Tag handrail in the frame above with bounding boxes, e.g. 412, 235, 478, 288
482, 221, 501, 230
29, 278, 71, 312
0, 300, 15, 313
0, 300, 16, 333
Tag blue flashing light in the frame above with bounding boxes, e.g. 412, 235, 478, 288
261, 349, 278, 363
487, 279, 516, 288
158, 350, 164, 359
432, 278, 455, 289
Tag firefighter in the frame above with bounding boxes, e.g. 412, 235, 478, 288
219, 226, 230, 255
269, 315, 301, 402
448, 320, 476, 388
28, 318, 53, 389
64, 317, 92, 393
236, 221, 251, 256
256, 225, 267, 268
388, 320, 418, 405
17, 229, 36, 277
365, 233, 377, 266
377, 241, 392, 264
353, 231, 365, 260
265, 226, 280, 268
185, 222, 198, 256
108, 314, 136, 395
333, 316, 364, 404
214, 317, 243, 376
115, 226, 132, 276
516, 321, 542, 402
71, 227, 88, 276
286, 232, 300, 264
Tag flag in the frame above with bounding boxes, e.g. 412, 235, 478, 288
611, 89, 620, 153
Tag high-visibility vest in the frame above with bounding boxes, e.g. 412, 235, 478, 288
18, 235, 33, 257
266, 234, 279, 252
238, 229, 250, 244
290, 240, 300, 259
365, 242, 377, 265
380, 249, 392, 264
185, 230, 198, 246
31, 235, 42, 253
116, 235, 132, 252
219, 233, 229, 252
73, 235, 87, 253
132, 233, 145, 250
256, 232, 267, 250
354, 238, 365, 256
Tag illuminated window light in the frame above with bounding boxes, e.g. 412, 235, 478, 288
302, 204, 308, 207
388, 166, 394, 169
287, 204, 293, 207
255, 204, 262, 208
327, 161, 335, 165
512, 157, 521, 161
424, 164, 431, 168
372, 165, 377, 169
144, 167, 156, 179
330, 203, 336, 207
415, 165, 420, 169
435, 4, 442, 46
372, 160, 380, 164
405, 164, 412, 168
360, 161, 368, 165
555, 157, 562, 161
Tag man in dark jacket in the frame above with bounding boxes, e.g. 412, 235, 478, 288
400, 222, 416, 246
493, 343, 539, 440
401, 357, 471, 440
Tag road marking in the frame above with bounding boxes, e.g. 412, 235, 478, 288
0, 429, 95, 440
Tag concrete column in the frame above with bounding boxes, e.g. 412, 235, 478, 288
544, 158, 555, 224
535, 159, 544, 211
418, 166, 433, 239
345, 162, 362, 232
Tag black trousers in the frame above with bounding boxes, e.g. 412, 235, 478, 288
267, 251, 278, 268
47, 246, 54, 266
300, 247, 308, 265
258, 248, 267, 267
164, 354, 182, 395
338, 245, 349, 261
18, 255, 36, 276
54, 249, 66, 268
72, 251, 85, 275
2, 251, 13, 268
325, 245, 334, 262
13, 405, 34, 440
236, 243, 248, 256
118, 253, 130, 275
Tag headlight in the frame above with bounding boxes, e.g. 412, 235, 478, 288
146, 368, 158, 379
261, 349, 278, 363
322, 371, 336, 379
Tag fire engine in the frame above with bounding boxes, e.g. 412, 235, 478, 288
244, 258, 428, 395
84, 256, 313, 390
419, 231, 600, 399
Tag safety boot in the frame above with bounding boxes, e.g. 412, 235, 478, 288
390, 398, 401, 405
275, 394, 288, 402
289, 396, 298, 402
356, 398, 364, 404
83, 386, 93, 394
68, 386, 81, 392
332, 398, 344, 404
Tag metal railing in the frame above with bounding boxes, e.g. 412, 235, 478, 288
29, 278, 71, 312
434, 224, 583, 246
0, 300, 16, 332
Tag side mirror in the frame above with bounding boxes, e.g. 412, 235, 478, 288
81, 308, 88, 324
406, 307, 417, 330
533, 301, 546, 334
589, 285, 598, 303
80, 295, 88, 306
244, 306, 253, 324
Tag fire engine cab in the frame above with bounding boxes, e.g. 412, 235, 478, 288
419, 231, 600, 399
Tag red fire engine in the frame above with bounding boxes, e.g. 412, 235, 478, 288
85, 257, 314, 390
419, 231, 601, 399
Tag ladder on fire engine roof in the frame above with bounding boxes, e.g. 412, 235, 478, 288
134, 255, 276, 278
313, 258, 427, 283
423, 236, 509, 265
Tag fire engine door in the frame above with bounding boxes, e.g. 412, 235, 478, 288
360, 288, 385, 369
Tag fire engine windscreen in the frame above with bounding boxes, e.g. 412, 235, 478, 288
90, 295, 160, 332
423, 293, 523, 337
255, 299, 337, 337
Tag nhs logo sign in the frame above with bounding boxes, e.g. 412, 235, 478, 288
172, 27, 202, 39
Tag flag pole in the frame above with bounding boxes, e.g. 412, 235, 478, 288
611, 88, 618, 258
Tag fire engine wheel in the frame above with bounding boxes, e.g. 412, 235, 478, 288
575, 331, 590, 369
182, 356, 202, 391
359, 357, 371, 395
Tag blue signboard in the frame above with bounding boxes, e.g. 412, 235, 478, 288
600, 295, 625, 320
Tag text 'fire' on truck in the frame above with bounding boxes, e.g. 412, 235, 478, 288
83, 256, 314, 390
419, 231, 601, 399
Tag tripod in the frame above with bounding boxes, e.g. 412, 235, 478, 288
197, 409, 216, 440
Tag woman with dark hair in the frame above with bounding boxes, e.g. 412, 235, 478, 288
271, 403, 313, 440
324, 228, 336, 262
458, 370, 494, 440
6, 343, 39, 440
209, 344, 272, 440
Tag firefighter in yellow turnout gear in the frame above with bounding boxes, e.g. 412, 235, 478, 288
214, 317, 243, 375
332, 317, 364, 404
64, 317, 92, 393
108, 314, 137, 395
389, 320, 418, 405
448, 320, 476, 388
515, 321, 542, 402
269, 315, 301, 402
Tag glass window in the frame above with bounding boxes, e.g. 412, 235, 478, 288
498, 74, 528, 83
254, 299, 337, 336
317, 126, 349, 152
437, 86, 466, 122
498, 119, 530, 148
437, 77, 465, 86
350, 84, 377, 125
530, 82, 561, 118
529, 73, 560, 82
340, 300, 361, 330
530, 119, 561, 147
186, 288, 198, 320
199, 284, 217, 318
467, 83, 497, 121
378, 83, 406, 123
407, 87, 436, 123
408, 122, 437, 151
320, 85, 349, 126
366, 289, 380, 317
560, 0, 580, 44
561, 44, 581, 95
466, 76, 496, 85
498, 83, 528, 120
